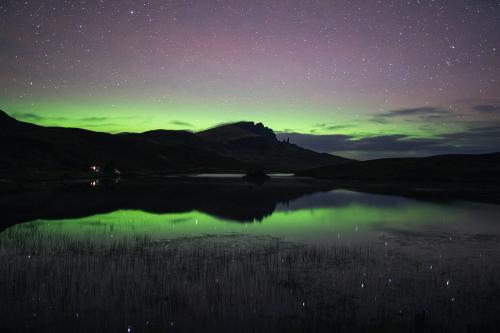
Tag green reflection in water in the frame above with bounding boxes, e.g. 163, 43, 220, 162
0, 201, 468, 249
3, 191, 500, 253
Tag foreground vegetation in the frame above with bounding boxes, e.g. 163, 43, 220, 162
1, 227, 499, 332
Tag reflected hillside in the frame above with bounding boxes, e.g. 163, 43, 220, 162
0, 178, 338, 230
3, 176, 500, 232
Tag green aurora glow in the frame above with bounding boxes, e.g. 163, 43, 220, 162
4, 100, 464, 138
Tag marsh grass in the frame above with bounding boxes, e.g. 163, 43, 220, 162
1, 226, 500, 332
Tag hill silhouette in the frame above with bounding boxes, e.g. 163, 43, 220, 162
297, 153, 500, 183
0, 110, 352, 179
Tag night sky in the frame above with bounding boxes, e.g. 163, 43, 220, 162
1, 0, 499, 158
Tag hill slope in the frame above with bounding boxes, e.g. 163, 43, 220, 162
297, 153, 500, 183
0, 111, 352, 179
198, 122, 350, 171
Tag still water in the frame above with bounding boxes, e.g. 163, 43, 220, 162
1, 184, 500, 332
4, 189, 500, 245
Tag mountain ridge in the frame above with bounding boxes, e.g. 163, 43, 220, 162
296, 152, 500, 183
0, 110, 353, 179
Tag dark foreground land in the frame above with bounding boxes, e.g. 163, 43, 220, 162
1, 232, 499, 333
3, 108, 499, 190
297, 152, 500, 184
0, 110, 350, 178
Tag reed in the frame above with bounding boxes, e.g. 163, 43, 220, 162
1, 229, 499, 332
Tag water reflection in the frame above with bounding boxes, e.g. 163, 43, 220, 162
5, 190, 500, 246
1, 181, 500, 332
1, 178, 337, 229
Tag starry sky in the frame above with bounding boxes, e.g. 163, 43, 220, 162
1, 0, 499, 158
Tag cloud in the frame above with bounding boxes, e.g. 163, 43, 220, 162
473, 105, 500, 113
374, 107, 448, 119
81, 122, 119, 128
12, 112, 44, 121
350, 135, 443, 152
277, 125, 500, 159
80, 117, 109, 122
468, 125, 500, 132
278, 133, 446, 154
441, 126, 500, 142
277, 133, 353, 151
313, 123, 354, 131
12, 112, 67, 122
12, 113, 109, 124
169, 120, 193, 128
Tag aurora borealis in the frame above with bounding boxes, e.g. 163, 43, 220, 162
1, 0, 499, 158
